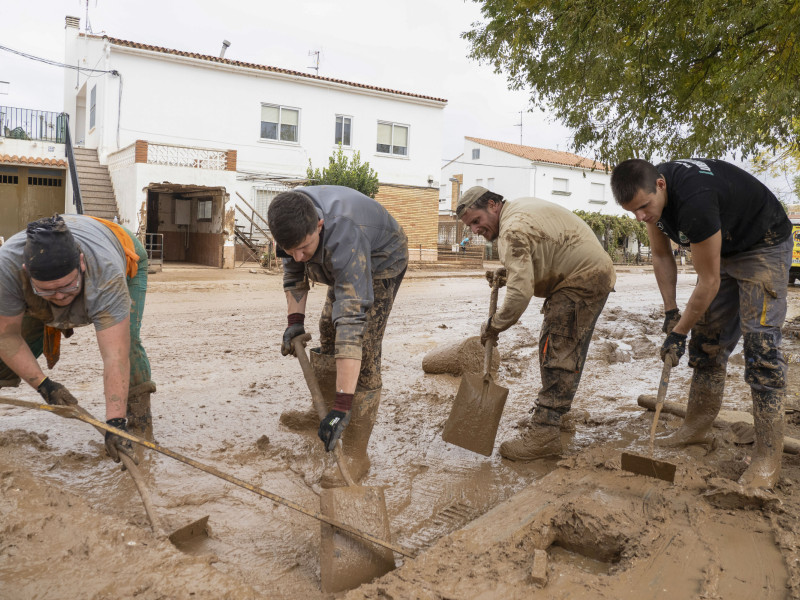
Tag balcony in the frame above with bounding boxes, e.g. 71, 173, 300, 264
0, 106, 66, 143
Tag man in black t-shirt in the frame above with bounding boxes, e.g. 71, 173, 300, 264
611, 158, 792, 492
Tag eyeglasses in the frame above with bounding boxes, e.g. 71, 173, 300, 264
30, 271, 82, 297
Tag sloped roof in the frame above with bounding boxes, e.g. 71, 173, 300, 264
466, 137, 606, 170
0, 155, 67, 168
89, 35, 447, 105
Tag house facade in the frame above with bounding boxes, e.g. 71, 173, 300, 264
440, 137, 625, 217
62, 17, 445, 267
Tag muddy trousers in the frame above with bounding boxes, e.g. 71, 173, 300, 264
533, 291, 608, 426
684, 237, 791, 485
0, 231, 154, 413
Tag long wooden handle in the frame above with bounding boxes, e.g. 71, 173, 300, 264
0, 395, 414, 558
649, 355, 674, 452
291, 334, 356, 486
483, 274, 501, 376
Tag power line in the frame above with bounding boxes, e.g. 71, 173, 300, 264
0, 44, 116, 75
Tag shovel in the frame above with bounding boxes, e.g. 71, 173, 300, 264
442, 269, 509, 456
620, 354, 678, 482
292, 334, 396, 593
0, 395, 209, 546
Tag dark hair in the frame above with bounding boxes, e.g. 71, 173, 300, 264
610, 159, 662, 206
267, 191, 319, 250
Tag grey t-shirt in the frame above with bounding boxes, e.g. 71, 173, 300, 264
0, 215, 131, 331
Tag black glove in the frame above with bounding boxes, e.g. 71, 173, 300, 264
37, 377, 78, 406
480, 317, 500, 347
662, 308, 681, 334
281, 313, 305, 356
318, 392, 353, 452
660, 331, 687, 363
104, 417, 138, 466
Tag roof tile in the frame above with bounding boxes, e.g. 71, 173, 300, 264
466, 137, 606, 170
0, 154, 67, 167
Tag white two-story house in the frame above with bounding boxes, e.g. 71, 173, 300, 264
63, 16, 446, 267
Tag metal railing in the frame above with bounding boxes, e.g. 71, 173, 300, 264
145, 233, 164, 267
62, 113, 83, 214
0, 106, 66, 143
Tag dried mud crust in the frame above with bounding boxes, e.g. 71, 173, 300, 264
0, 269, 799, 599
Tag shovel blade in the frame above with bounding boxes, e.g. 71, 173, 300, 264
320, 486, 395, 593
442, 372, 509, 456
168, 515, 210, 546
620, 452, 677, 483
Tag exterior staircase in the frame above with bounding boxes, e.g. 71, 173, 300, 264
72, 147, 119, 220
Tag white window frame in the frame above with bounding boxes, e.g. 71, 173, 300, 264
552, 177, 570, 196
335, 114, 353, 147
589, 182, 607, 204
472, 148, 480, 160
89, 85, 97, 130
259, 103, 300, 144
376, 121, 409, 157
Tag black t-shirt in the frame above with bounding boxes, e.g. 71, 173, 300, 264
656, 158, 791, 256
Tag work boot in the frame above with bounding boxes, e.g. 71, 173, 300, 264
656, 366, 725, 447
280, 348, 335, 431
499, 406, 562, 461
127, 381, 156, 442
738, 389, 784, 490
320, 387, 381, 488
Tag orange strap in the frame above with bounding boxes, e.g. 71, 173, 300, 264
86, 216, 139, 278
43, 326, 61, 369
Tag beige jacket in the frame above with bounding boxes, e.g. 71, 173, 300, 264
493, 197, 616, 331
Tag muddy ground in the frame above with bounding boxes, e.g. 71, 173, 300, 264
2, 263, 800, 599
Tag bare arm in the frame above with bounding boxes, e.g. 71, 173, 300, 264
285, 289, 308, 315
647, 222, 679, 312
335, 358, 361, 395
95, 317, 130, 420
0, 313, 46, 388
671, 232, 721, 335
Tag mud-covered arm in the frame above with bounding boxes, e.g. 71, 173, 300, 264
95, 317, 130, 421
329, 223, 374, 362
0, 312, 46, 388
648, 221, 679, 312
673, 232, 721, 335
492, 230, 535, 331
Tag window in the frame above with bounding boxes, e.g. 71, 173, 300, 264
260, 104, 299, 142
27, 177, 63, 187
589, 182, 607, 204
197, 199, 212, 221
0, 81, 9, 95
376, 121, 408, 156
1, 174, 18, 184
89, 85, 96, 130
335, 115, 352, 147
254, 189, 278, 222
487, 177, 495, 189
472, 149, 480, 160
552, 177, 570, 196
476, 178, 483, 186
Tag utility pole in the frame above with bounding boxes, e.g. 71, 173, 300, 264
308, 50, 320, 75
514, 110, 523, 145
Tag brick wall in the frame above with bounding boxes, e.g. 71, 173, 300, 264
374, 183, 438, 262
134, 140, 148, 164
451, 174, 463, 212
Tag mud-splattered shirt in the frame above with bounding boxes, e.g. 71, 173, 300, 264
0, 215, 131, 331
493, 198, 616, 331
657, 159, 791, 256
282, 186, 408, 359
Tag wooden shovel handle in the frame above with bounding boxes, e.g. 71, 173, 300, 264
292, 334, 357, 487
483, 272, 501, 376
649, 354, 675, 452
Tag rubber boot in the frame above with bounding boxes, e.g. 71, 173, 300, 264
0, 377, 21, 388
320, 387, 381, 488
738, 389, 784, 490
499, 406, 562, 461
280, 348, 335, 430
656, 366, 725, 447
127, 381, 156, 442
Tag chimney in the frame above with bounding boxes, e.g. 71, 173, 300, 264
219, 40, 231, 59
65, 15, 80, 29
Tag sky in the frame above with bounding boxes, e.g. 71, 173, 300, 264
1, 0, 796, 201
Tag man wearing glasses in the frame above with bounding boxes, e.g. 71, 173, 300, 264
0, 214, 154, 465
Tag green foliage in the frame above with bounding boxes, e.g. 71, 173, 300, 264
465, 0, 800, 164
306, 145, 380, 198
752, 118, 800, 205
574, 210, 649, 261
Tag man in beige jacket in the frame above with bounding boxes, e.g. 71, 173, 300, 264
457, 187, 616, 460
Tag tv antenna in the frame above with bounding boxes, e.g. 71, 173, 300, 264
514, 110, 523, 145
308, 50, 320, 75
83, 0, 95, 33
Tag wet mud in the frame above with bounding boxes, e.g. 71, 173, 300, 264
1, 266, 800, 599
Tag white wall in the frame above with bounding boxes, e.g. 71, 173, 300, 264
65, 31, 444, 190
